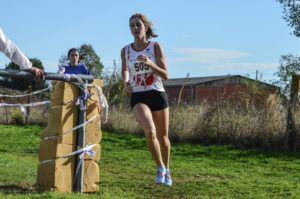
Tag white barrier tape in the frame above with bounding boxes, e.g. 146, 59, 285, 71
40, 143, 96, 164
0, 101, 49, 117
73, 144, 96, 183
64, 74, 71, 81
86, 84, 103, 88
54, 93, 94, 108
72, 82, 88, 98
73, 74, 84, 84
0, 101, 50, 107
51, 77, 86, 110
87, 84, 109, 123
43, 114, 97, 141
65, 74, 83, 83
51, 81, 107, 123
0, 87, 52, 98
20, 105, 29, 118
49, 94, 95, 110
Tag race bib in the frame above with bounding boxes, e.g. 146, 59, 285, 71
129, 60, 152, 75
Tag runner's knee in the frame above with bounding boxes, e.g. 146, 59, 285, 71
158, 135, 170, 147
144, 127, 156, 140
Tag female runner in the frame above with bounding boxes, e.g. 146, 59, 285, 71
121, 13, 172, 186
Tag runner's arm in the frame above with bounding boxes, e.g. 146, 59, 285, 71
121, 48, 132, 94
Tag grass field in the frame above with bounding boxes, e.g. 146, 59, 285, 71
0, 124, 299, 199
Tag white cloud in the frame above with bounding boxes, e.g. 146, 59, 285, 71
167, 48, 278, 81
169, 48, 278, 71
171, 48, 253, 64
199, 62, 278, 71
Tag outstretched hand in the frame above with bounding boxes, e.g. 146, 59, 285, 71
26, 66, 46, 80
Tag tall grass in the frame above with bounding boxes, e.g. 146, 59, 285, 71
103, 95, 300, 151
169, 100, 287, 149
102, 105, 143, 135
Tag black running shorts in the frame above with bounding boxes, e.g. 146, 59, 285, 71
130, 90, 168, 111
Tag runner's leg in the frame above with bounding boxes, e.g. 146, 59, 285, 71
133, 103, 164, 167
152, 108, 170, 169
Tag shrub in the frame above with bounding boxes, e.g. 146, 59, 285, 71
11, 109, 24, 125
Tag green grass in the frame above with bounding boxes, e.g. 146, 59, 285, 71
0, 124, 299, 198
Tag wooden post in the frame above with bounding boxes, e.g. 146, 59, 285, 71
25, 86, 32, 124
284, 74, 300, 151
5, 106, 8, 124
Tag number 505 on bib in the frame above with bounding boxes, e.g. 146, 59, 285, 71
130, 61, 152, 75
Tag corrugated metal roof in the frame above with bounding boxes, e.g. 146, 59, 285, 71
163, 75, 237, 86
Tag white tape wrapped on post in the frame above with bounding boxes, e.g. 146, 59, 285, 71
40, 143, 96, 164
87, 84, 109, 123
43, 115, 97, 141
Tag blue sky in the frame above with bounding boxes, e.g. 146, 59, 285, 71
1, 0, 300, 83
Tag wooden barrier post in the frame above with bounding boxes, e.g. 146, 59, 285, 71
25, 86, 32, 124
36, 80, 102, 192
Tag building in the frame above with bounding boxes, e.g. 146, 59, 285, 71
163, 75, 280, 106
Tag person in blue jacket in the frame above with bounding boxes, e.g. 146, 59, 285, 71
59, 48, 91, 75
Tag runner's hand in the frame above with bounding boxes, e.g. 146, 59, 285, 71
124, 81, 133, 95
137, 54, 153, 67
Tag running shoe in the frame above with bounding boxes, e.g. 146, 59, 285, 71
155, 166, 166, 183
164, 169, 172, 186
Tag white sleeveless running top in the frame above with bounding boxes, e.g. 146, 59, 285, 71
124, 41, 165, 93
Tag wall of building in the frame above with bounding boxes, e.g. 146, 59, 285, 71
194, 86, 222, 102
164, 86, 193, 103
165, 79, 278, 107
